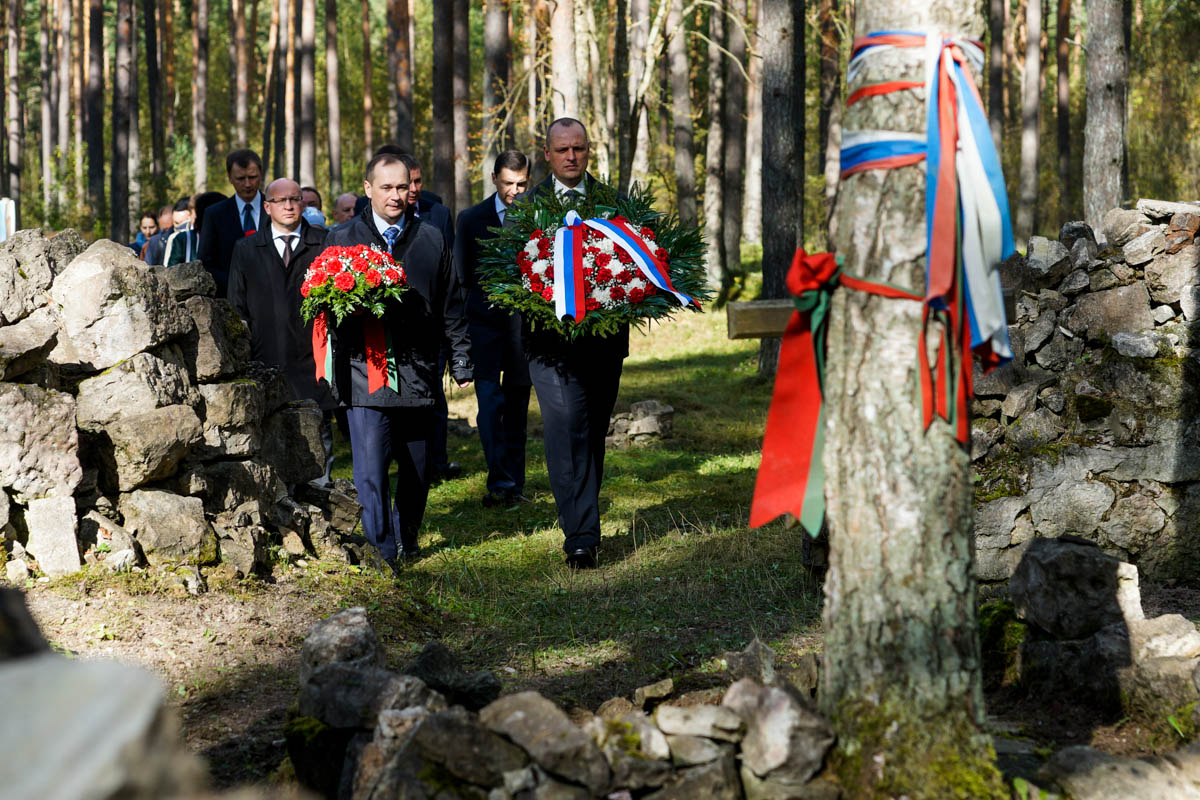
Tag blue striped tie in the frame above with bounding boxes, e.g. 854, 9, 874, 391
383, 225, 400, 251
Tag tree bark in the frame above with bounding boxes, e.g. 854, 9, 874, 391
1056, 0, 1070, 210
362, 0, 373, 159
822, 2, 1006, 795
74, 0, 83, 205
392, 0, 413, 151
193, 0, 209, 189
248, 0, 260, 108
56, 0, 72, 209
284, 0, 296, 178
261, 0, 280, 175
615, 0, 630, 188
326, 0, 341, 192
299, 0, 316, 186
722, 0, 748, 282
273, 2, 286, 177
524, 0, 538, 154
549, 0, 578, 118
432, 0, 455, 204
39, 3, 53, 221
483, 0, 510, 184
233, 0, 249, 144
666, 0, 696, 227
628, 0, 649, 184
112, 0, 132, 238
742, 0, 763, 246
1015, 0, 1040, 244
818, 0, 839, 176
582, 1, 609, 176
1084, 0, 1126, 232
453, 0, 471, 213
129, 12, 141, 226
163, 0, 175, 140
86, 0, 104, 215
144, 0, 165, 193
988, 0, 1004, 149
5, 0, 18, 222
702, 1, 726, 292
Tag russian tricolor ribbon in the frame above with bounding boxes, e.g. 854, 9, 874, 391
552, 210, 699, 323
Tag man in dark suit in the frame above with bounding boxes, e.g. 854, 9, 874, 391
227, 178, 333, 414
455, 150, 532, 508
325, 152, 472, 567
196, 149, 265, 297
515, 118, 629, 569
143, 205, 175, 265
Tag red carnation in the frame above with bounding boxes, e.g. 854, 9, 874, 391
582, 267, 594, 279
655, 247, 669, 261
540, 286, 554, 302
325, 259, 343, 274
609, 286, 626, 302
628, 288, 645, 303
640, 227, 656, 241
300, 282, 311, 298
309, 269, 328, 286
585, 298, 600, 311
616, 270, 634, 284
595, 267, 614, 283
644, 284, 657, 296
350, 257, 369, 273
530, 276, 545, 292
545, 265, 555, 279
595, 253, 612, 268
334, 272, 356, 291
612, 215, 628, 224
365, 269, 382, 287
383, 268, 401, 283
530, 229, 544, 239
616, 249, 633, 265
519, 262, 533, 277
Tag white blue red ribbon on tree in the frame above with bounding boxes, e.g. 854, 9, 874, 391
552, 210, 700, 323
752, 30, 1015, 532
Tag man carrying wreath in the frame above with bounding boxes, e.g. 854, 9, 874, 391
324, 152, 472, 567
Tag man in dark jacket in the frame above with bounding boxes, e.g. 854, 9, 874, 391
143, 205, 175, 265
325, 152, 472, 566
511, 118, 629, 569
227, 178, 333, 412
196, 149, 265, 296
456, 150, 531, 507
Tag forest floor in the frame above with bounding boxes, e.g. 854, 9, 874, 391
18, 262, 1200, 792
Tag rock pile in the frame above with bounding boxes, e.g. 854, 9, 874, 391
607, 399, 676, 450
288, 608, 838, 799
0, 231, 364, 584
973, 200, 1200, 588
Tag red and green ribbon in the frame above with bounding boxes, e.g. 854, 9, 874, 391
312, 312, 398, 394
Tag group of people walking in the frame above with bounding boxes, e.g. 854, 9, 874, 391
168, 118, 623, 571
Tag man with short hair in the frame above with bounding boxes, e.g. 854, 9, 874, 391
513, 118, 629, 569
196, 149, 265, 296
301, 186, 322, 210
143, 204, 176, 265
324, 153, 472, 567
330, 192, 358, 225
163, 197, 198, 266
455, 150, 532, 507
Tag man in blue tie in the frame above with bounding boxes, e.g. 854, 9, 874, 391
324, 152, 473, 568
196, 149, 265, 297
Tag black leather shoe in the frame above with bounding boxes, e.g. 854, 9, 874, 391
482, 492, 506, 508
565, 547, 598, 569
503, 490, 529, 507
400, 547, 421, 561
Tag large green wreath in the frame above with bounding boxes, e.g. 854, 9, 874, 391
477, 180, 710, 340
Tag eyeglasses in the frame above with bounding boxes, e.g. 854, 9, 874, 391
266, 196, 303, 206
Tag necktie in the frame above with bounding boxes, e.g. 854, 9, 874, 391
242, 202, 255, 232
383, 225, 400, 251
280, 234, 294, 267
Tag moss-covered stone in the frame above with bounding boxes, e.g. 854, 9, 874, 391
978, 600, 1027, 689
283, 713, 355, 797
1076, 395, 1114, 422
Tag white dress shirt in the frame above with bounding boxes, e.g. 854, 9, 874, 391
373, 209, 405, 242
272, 224, 300, 260
236, 193, 262, 232
553, 176, 586, 197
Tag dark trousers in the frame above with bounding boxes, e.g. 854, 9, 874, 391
431, 346, 449, 472
528, 355, 623, 552
474, 377, 531, 495
346, 406, 431, 559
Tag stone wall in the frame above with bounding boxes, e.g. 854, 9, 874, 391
0, 231, 366, 585
973, 199, 1200, 590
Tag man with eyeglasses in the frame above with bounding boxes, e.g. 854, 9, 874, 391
227, 179, 335, 471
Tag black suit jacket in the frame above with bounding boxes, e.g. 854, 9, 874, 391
197, 193, 264, 297
455, 193, 528, 384
227, 220, 335, 410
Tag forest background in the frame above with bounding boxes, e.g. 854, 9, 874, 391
0, 0, 1191, 289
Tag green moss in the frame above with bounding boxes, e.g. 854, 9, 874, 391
829, 697, 1006, 800
605, 719, 645, 757
978, 600, 1028, 688
282, 715, 328, 748
1075, 394, 1114, 421
283, 713, 355, 796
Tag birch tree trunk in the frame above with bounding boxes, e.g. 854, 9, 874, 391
193, 0, 209, 189
111, 0, 132, 238
233, 0, 249, 144
1016, 0, 1040, 244
523, 0, 538, 154
822, 2, 1006, 795
549, 0, 578, 118
432, 0, 455, 204
361, 0, 373, 159
742, 0, 763, 246
86, 0, 103, 214
453, 0, 471, 213
299, 0, 316, 187
261, 0, 279, 175
758, 0, 802, 377
721, 0, 748, 281
129, 17, 141, 228
666, 0, 696, 227
326, 0, 341, 192
283, 0, 296, 179
1084, 0, 1125, 233
988, 0, 1004, 149
5, 0, 18, 222
483, 0, 510, 186
1056, 0, 1070, 217
144, 0, 165, 193
56, 0, 71, 209
39, 4, 52, 221
628, 0, 650, 184
702, 1, 726, 292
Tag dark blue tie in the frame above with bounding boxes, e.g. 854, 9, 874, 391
383, 225, 400, 251
242, 202, 254, 232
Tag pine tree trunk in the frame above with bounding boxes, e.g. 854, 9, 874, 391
1003, 0, 1016, 128
432, 0, 455, 203
0, 13, 6, 200
523, 0, 538, 155
393, 0, 413, 151
361, 0, 372, 159
988, 0, 1004, 149
299, 0, 316, 186
1056, 0, 1070, 219
583, 1, 608, 176
273, 4, 286, 176
39, 3, 53, 222
453, 0, 471, 214
248, 0, 259, 107
628, 0, 649, 184
742, 0, 763, 246
758, 0, 802, 377
572, 0, 590, 125
1083, 0, 1125, 232
615, 0, 630, 189
821, 2, 1006, 795
129, 17, 141, 227
261, 0, 280, 175
326, 0, 341, 192
233, 0, 248, 144
193, 0, 209, 189
5, 0, 18, 222
283, 0, 296, 178
1016, 0, 1040, 244
721, 0, 748, 282
163, 0, 175, 139
666, 0, 696, 227
549, 0, 578, 118
483, 0, 510, 184
144, 0, 165, 193
56, 0, 71, 209
112, 0, 132, 239
818, 0, 839, 176
74, 0, 83, 205
86, 0, 103, 215
702, 1, 726, 292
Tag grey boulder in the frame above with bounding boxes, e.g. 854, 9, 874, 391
24, 495, 81, 577
74, 351, 195, 431
0, 382, 82, 502
300, 606, 385, 685
180, 296, 250, 381
119, 489, 216, 565
0, 307, 58, 380
1010, 537, 1133, 639
100, 404, 203, 491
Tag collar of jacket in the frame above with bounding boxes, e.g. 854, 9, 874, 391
252, 218, 321, 247
354, 204, 422, 246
